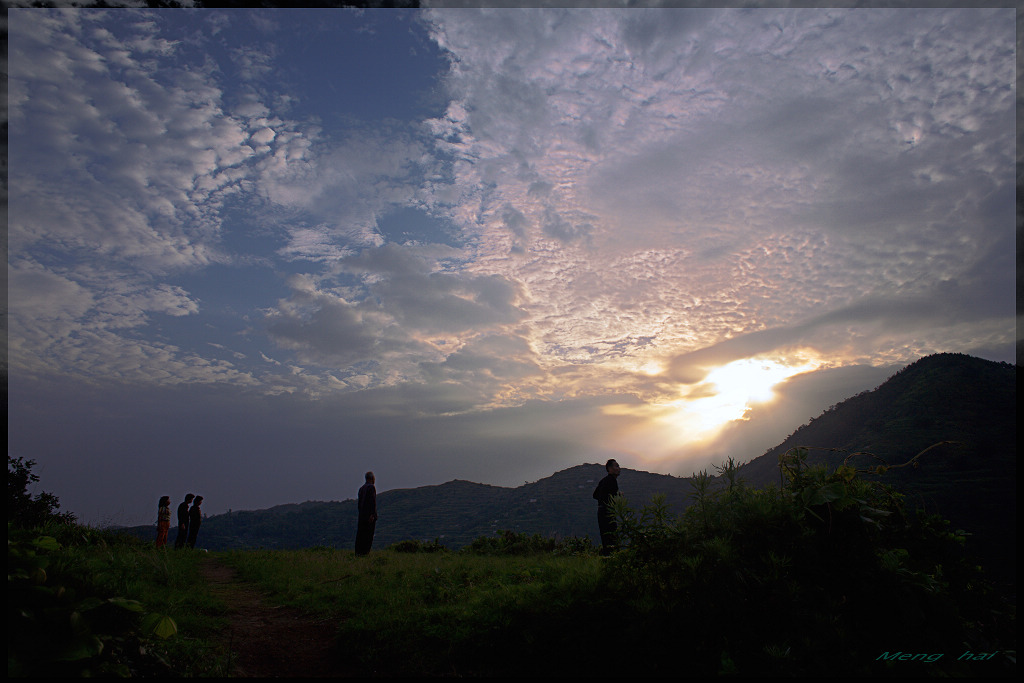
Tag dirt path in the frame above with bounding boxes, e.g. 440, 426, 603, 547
199, 557, 345, 678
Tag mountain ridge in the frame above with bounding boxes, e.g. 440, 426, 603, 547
122, 353, 1015, 578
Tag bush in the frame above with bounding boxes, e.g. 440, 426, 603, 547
7, 525, 179, 677
461, 530, 594, 556
8, 456, 76, 529
389, 538, 449, 553
601, 449, 1014, 676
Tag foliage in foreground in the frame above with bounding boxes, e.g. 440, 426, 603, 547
7, 456, 226, 676
602, 449, 1015, 676
8, 447, 1015, 677
7, 523, 227, 678
215, 448, 1013, 677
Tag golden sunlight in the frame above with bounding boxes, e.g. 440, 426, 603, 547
605, 356, 820, 463
687, 357, 820, 429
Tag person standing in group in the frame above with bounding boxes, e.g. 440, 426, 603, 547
593, 459, 621, 555
355, 472, 377, 556
174, 493, 195, 549
186, 496, 204, 549
155, 496, 172, 548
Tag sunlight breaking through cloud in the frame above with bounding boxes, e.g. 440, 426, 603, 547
605, 356, 822, 465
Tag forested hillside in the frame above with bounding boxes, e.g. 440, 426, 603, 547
737, 353, 1015, 580
123, 353, 1015, 582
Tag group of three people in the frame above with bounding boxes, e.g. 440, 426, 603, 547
155, 493, 204, 549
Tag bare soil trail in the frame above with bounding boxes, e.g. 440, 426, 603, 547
199, 557, 347, 678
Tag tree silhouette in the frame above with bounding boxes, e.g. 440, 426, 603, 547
7, 456, 75, 528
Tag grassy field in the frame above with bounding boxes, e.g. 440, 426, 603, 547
9, 452, 1017, 678
9, 525, 614, 677
10, 529, 1018, 678
217, 545, 608, 677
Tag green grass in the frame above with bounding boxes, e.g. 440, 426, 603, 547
222, 547, 602, 612
218, 547, 609, 676
9, 522, 609, 677
8, 523, 230, 677
85, 546, 231, 676
10, 461, 1015, 679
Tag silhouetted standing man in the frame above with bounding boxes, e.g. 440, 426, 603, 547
355, 472, 377, 556
174, 493, 195, 549
186, 496, 203, 549
593, 459, 621, 555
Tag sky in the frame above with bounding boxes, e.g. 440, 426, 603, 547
6, 5, 1017, 527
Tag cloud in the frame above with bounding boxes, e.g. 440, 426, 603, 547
8, 262, 96, 324
419, 333, 544, 408
7, 10, 268, 276
5, 259, 250, 387
341, 244, 531, 340
371, 270, 526, 334
10, 8, 1014, 396
267, 289, 397, 366
667, 277, 1017, 386
6, 10, 305, 383
420, 7, 1014, 379
265, 243, 528, 387
277, 226, 363, 263
255, 126, 429, 237
681, 363, 899, 470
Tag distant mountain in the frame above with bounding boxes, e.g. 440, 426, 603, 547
122, 353, 1015, 580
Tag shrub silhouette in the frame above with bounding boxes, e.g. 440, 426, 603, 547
389, 538, 448, 553
601, 448, 1013, 676
8, 456, 76, 529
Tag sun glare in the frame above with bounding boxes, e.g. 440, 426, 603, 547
694, 357, 818, 423
605, 355, 820, 463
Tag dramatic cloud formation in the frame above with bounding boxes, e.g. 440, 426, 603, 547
6, 7, 1015, 525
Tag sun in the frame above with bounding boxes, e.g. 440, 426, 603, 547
604, 355, 820, 463
685, 357, 819, 430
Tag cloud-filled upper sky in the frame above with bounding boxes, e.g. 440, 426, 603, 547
6, 6, 1016, 526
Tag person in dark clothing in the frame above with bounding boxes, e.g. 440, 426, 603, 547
593, 459, 621, 555
355, 472, 377, 556
186, 496, 203, 549
174, 493, 195, 549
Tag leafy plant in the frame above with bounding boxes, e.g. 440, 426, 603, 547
7, 526, 179, 677
599, 446, 1014, 676
7, 456, 76, 529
